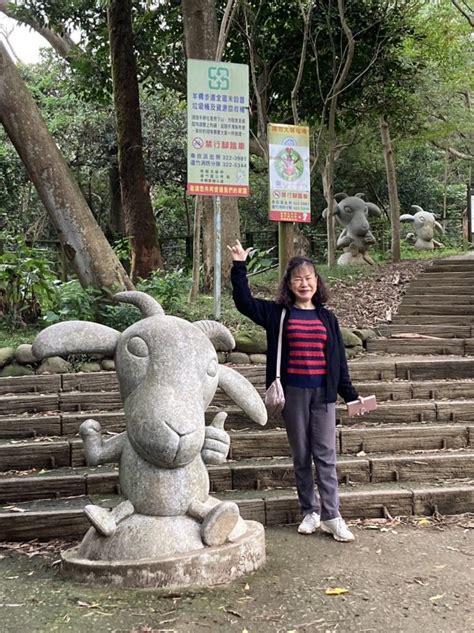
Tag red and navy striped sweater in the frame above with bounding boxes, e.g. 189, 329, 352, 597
286, 307, 327, 389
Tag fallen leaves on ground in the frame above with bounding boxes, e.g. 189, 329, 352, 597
326, 259, 428, 328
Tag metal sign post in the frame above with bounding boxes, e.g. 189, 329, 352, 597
213, 195, 222, 319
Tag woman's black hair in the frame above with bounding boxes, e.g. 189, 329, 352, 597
275, 256, 330, 307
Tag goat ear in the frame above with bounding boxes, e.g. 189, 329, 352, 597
355, 192, 366, 199
32, 321, 120, 360
400, 214, 415, 223
193, 320, 235, 351
366, 202, 382, 217
217, 365, 267, 426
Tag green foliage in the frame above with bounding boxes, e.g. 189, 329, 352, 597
43, 280, 99, 324
42, 269, 192, 331
0, 234, 57, 329
138, 269, 192, 314
246, 246, 278, 274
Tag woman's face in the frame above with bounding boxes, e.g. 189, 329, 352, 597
289, 264, 318, 303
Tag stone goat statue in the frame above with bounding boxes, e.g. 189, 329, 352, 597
323, 193, 382, 265
32, 291, 267, 561
400, 205, 444, 250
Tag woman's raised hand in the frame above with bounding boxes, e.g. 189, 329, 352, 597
227, 239, 253, 262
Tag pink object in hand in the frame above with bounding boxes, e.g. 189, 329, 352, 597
347, 395, 377, 417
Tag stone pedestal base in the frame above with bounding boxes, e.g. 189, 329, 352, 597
61, 520, 265, 589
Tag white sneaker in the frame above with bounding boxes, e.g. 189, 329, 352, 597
320, 517, 355, 542
298, 512, 321, 534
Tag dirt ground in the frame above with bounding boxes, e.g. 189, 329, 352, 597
0, 516, 472, 633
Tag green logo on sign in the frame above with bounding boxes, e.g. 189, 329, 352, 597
208, 66, 230, 90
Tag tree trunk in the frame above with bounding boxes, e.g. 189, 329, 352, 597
0, 42, 133, 291
379, 114, 401, 263
108, 152, 124, 238
322, 158, 337, 267
182, 0, 240, 290
108, 0, 163, 281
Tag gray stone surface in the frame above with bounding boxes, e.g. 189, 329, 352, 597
76, 361, 102, 373
228, 351, 251, 364
323, 193, 382, 266
32, 291, 268, 586
36, 356, 72, 375
0, 363, 35, 377
234, 330, 267, 354
400, 206, 444, 250
341, 327, 364, 348
15, 343, 36, 364
61, 520, 265, 589
0, 347, 15, 368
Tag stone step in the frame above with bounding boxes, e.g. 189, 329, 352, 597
1, 482, 473, 540
391, 315, 474, 325
3, 355, 474, 400
398, 304, 474, 315
404, 284, 474, 295
366, 338, 469, 355
1, 410, 472, 473
415, 271, 474, 280
2, 375, 473, 432
399, 295, 474, 305
378, 324, 473, 338
428, 262, 474, 272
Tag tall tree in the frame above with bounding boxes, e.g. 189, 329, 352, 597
0, 42, 133, 291
108, 0, 163, 280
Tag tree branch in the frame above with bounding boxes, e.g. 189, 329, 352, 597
431, 141, 474, 161
0, 0, 77, 59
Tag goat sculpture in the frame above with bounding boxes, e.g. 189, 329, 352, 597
32, 291, 267, 566
323, 193, 382, 265
400, 205, 444, 250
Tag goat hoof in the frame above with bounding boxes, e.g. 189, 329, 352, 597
201, 501, 239, 547
84, 504, 117, 537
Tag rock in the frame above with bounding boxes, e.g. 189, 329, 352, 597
346, 346, 363, 359
0, 347, 15, 368
76, 361, 102, 373
228, 351, 250, 364
36, 356, 72, 374
250, 354, 267, 365
217, 352, 227, 364
340, 327, 364, 348
353, 328, 377, 342
234, 330, 267, 354
15, 343, 36, 364
0, 363, 35, 377
101, 359, 116, 371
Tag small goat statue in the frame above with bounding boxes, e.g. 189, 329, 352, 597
400, 205, 444, 250
32, 292, 267, 562
323, 193, 382, 265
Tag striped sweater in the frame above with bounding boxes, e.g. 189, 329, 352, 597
286, 307, 327, 389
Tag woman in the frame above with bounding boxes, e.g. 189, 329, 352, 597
228, 239, 364, 542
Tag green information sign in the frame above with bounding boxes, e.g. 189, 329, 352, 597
187, 59, 249, 197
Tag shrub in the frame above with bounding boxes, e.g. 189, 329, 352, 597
0, 234, 57, 329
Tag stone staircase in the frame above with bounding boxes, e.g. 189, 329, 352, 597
1, 256, 473, 541
369, 257, 474, 354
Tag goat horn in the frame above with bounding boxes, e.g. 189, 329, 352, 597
193, 320, 235, 351
411, 205, 424, 213
114, 291, 164, 317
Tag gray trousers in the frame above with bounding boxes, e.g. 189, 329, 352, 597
282, 386, 340, 520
